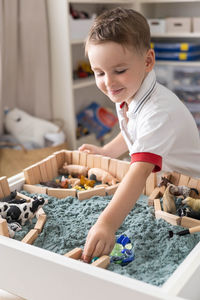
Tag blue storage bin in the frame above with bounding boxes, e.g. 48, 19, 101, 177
155, 51, 200, 61
151, 42, 200, 52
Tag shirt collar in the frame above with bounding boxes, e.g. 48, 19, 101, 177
118, 70, 157, 117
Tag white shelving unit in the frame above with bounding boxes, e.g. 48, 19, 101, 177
47, 0, 200, 150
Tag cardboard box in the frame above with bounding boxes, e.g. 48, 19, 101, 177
193, 17, 200, 33
148, 19, 166, 34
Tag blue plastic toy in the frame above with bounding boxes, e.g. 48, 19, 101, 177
110, 234, 134, 266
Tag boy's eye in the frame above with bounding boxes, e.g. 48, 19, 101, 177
95, 72, 104, 77
115, 69, 127, 74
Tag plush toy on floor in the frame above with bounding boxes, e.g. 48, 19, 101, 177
4, 107, 66, 148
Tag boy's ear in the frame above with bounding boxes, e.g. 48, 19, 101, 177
145, 49, 155, 72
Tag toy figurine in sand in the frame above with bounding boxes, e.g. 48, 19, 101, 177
110, 235, 134, 266
88, 168, 118, 186
59, 163, 89, 177
182, 197, 200, 212
0, 196, 48, 225
162, 185, 177, 214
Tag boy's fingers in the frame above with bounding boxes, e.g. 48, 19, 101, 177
82, 237, 98, 262
92, 240, 105, 258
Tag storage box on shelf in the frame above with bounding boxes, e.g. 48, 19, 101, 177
193, 17, 200, 33
166, 18, 191, 34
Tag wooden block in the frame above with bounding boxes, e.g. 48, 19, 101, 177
21, 229, 38, 244
87, 154, 94, 168
72, 151, 80, 165
23, 166, 36, 185
148, 187, 162, 206
64, 248, 82, 260
105, 184, 119, 195
93, 155, 102, 168
47, 188, 76, 198
0, 176, 10, 197
145, 173, 157, 196
23, 184, 47, 195
0, 184, 4, 199
36, 208, 46, 218
64, 150, 72, 164
79, 151, 87, 166
181, 216, 200, 228
77, 187, 106, 201
100, 156, 110, 172
0, 218, 9, 237
91, 255, 110, 269
187, 177, 199, 189
108, 159, 118, 178
54, 150, 65, 169
154, 199, 162, 211
178, 174, 190, 187
170, 172, 180, 186
116, 160, 129, 181
34, 214, 47, 233
16, 192, 32, 202
197, 179, 200, 194
43, 158, 54, 181
39, 161, 49, 182
31, 164, 42, 184
48, 155, 58, 178
155, 210, 181, 226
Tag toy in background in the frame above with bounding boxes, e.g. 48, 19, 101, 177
74, 61, 93, 79
76, 102, 118, 141
4, 108, 66, 148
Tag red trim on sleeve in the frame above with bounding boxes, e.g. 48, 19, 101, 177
131, 152, 162, 173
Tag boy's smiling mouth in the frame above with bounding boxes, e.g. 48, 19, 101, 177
109, 88, 124, 96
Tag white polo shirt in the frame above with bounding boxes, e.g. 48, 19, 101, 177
116, 70, 200, 178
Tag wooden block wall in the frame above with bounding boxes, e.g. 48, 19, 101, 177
0, 176, 10, 198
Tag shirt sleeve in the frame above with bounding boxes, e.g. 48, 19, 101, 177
130, 110, 175, 173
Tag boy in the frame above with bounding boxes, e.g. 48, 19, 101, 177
79, 7, 200, 262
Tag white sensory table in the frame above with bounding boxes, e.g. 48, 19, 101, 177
0, 173, 199, 300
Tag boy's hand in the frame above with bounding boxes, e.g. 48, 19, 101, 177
78, 144, 104, 155
82, 221, 115, 263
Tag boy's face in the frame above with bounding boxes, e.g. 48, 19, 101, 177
88, 42, 155, 105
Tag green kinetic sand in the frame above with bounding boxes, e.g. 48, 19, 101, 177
14, 192, 200, 286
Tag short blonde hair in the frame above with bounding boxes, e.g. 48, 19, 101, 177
85, 7, 151, 54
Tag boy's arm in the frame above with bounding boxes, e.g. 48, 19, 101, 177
79, 132, 128, 158
82, 161, 154, 262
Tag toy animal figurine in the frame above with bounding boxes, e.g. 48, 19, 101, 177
40, 180, 61, 188
88, 168, 118, 186
7, 222, 22, 238
168, 184, 199, 199
177, 207, 200, 220
0, 190, 26, 204
182, 197, 200, 212
158, 177, 172, 187
59, 163, 89, 177
162, 185, 176, 214
0, 196, 48, 225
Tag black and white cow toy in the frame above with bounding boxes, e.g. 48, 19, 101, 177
0, 195, 48, 226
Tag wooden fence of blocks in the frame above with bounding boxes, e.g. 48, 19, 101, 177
170, 172, 181, 186
47, 155, 58, 178
108, 159, 118, 179
178, 174, 190, 186
23, 184, 47, 195
36, 208, 46, 218
100, 156, 110, 172
155, 210, 181, 226
116, 161, 130, 181
93, 155, 102, 168
54, 150, 66, 169
42, 158, 54, 182
0, 176, 10, 197
64, 248, 82, 259
105, 184, 119, 195
47, 188, 76, 198
91, 255, 110, 269
0, 218, 9, 237
16, 192, 32, 202
86, 154, 94, 168
64, 150, 72, 164
39, 162, 49, 183
181, 216, 200, 228
187, 177, 199, 189
77, 187, 106, 201
72, 151, 80, 165
154, 199, 162, 211
145, 173, 157, 196
34, 214, 47, 233
148, 187, 162, 206
79, 151, 87, 166
197, 180, 200, 194
21, 229, 39, 244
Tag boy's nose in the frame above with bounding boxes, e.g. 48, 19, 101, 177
105, 74, 114, 88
